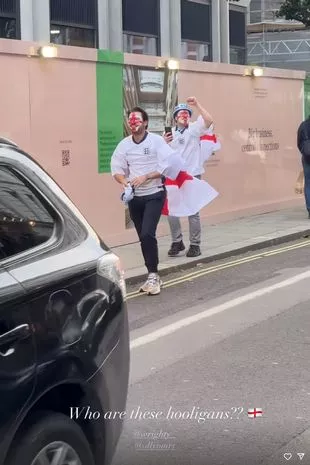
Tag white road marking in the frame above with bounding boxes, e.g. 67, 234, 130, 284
130, 269, 310, 349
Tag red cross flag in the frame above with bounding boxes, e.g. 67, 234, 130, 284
248, 408, 263, 418
200, 133, 221, 163
162, 171, 218, 217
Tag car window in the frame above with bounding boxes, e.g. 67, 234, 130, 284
0, 166, 55, 260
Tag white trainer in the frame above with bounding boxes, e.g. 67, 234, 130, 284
139, 273, 162, 295
139, 277, 150, 293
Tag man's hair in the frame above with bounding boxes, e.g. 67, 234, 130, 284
128, 106, 149, 128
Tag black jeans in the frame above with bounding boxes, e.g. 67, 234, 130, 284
302, 156, 310, 214
128, 190, 166, 273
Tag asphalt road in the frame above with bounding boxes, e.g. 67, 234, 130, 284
112, 238, 310, 465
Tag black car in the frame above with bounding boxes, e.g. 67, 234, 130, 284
0, 138, 129, 465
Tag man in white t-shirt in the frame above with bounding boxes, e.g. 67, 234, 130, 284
110, 106, 182, 295
163, 97, 214, 258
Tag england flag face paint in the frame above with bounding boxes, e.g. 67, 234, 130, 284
128, 112, 144, 133
176, 110, 190, 126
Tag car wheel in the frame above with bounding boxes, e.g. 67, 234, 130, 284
6, 411, 95, 465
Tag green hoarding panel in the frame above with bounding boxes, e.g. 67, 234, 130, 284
96, 50, 124, 173
304, 77, 310, 120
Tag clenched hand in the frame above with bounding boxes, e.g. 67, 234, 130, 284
131, 174, 148, 188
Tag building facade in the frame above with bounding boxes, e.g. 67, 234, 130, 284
249, 0, 284, 23
247, 0, 310, 73
0, 0, 249, 64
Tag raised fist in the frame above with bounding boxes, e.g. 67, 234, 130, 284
186, 96, 198, 106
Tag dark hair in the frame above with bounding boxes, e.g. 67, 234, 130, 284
128, 106, 149, 128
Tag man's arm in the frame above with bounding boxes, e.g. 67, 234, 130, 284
187, 96, 213, 128
130, 171, 161, 188
113, 174, 128, 187
110, 142, 129, 187
297, 122, 304, 153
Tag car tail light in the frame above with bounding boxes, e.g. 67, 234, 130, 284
97, 252, 127, 300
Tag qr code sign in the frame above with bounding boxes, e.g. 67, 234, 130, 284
62, 150, 70, 166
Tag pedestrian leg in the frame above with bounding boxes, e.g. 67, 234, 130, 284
139, 191, 166, 295
302, 156, 310, 217
128, 196, 149, 292
128, 196, 144, 240
186, 173, 202, 257
167, 216, 185, 256
187, 211, 202, 257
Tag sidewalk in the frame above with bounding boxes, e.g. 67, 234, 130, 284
111, 207, 310, 284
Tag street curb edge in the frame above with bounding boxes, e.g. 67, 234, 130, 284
124, 228, 310, 286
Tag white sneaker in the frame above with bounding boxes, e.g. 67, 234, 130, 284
139, 277, 150, 293
139, 273, 162, 295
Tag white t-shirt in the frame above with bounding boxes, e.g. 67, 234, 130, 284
170, 116, 213, 176
111, 132, 184, 196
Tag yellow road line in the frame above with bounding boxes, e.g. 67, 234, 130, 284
126, 239, 310, 300
262, 241, 310, 256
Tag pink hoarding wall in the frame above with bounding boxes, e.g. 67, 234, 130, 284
0, 41, 305, 247
0, 40, 131, 246
177, 60, 305, 223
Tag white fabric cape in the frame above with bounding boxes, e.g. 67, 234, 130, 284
162, 171, 218, 217
158, 146, 218, 217
200, 134, 221, 163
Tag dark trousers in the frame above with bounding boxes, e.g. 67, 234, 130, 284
302, 156, 310, 214
128, 190, 166, 273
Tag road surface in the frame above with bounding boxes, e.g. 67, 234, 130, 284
113, 238, 310, 465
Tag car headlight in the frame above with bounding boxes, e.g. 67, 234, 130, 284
97, 252, 127, 300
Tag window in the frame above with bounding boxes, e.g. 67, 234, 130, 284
181, 41, 210, 61
181, 0, 211, 61
0, 167, 55, 260
0, 0, 19, 39
230, 46, 246, 65
0, 17, 16, 39
50, 0, 97, 48
50, 25, 95, 48
123, 34, 157, 56
229, 8, 246, 65
122, 0, 159, 55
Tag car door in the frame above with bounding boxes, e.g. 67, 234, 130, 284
0, 156, 116, 390
0, 265, 36, 461
0, 157, 105, 386
0, 162, 65, 382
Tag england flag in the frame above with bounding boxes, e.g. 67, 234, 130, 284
200, 133, 221, 163
247, 408, 263, 418
162, 171, 218, 217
